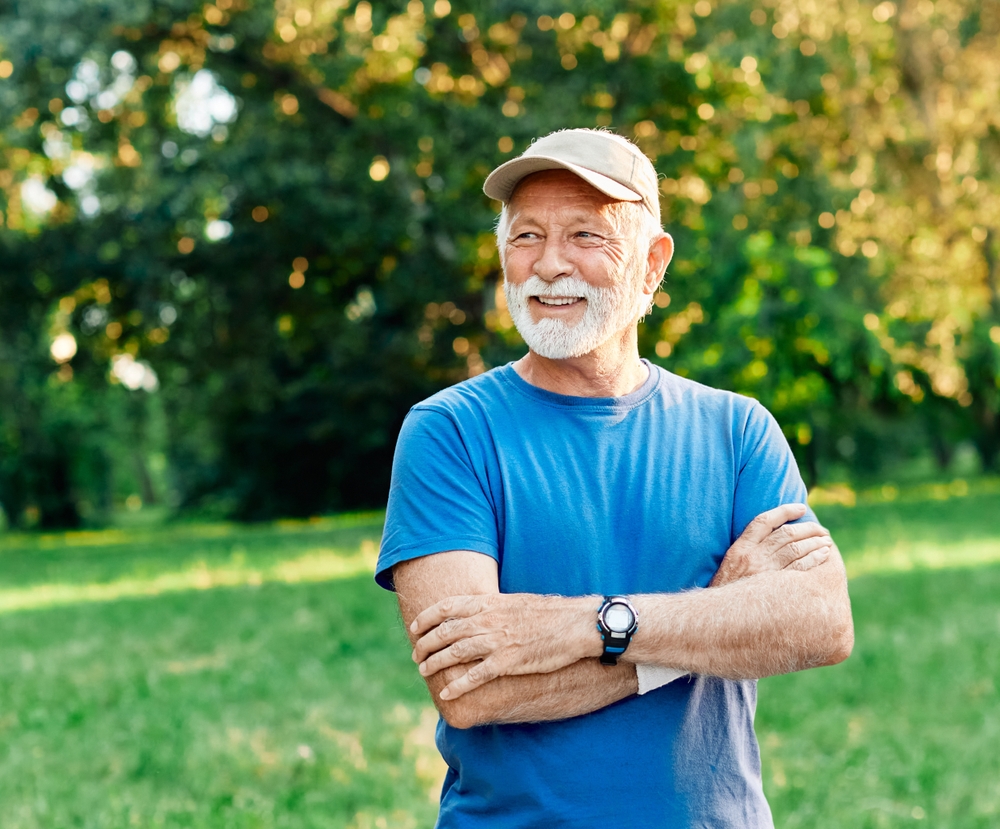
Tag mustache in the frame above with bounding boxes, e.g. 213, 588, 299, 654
505, 275, 600, 299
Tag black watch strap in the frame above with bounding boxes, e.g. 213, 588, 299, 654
599, 630, 633, 665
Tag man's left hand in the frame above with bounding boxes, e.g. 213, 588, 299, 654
410, 593, 598, 701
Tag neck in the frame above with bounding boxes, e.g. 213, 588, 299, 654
513, 329, 648, 398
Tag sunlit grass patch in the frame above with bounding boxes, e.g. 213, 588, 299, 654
0, 541, 379, 613
811, 477, 1000, 577
0, 512, 384, 613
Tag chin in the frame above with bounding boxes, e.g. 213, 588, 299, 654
517, 319, 607, 360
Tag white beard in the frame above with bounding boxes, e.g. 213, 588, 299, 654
503, 265, 648, 360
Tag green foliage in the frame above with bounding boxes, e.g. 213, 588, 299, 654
1, 0, 999, 525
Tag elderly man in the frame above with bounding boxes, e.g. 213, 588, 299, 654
375, 128, 853, 827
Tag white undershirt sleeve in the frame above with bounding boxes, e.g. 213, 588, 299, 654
636, 664, 689, 695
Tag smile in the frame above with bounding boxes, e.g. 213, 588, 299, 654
534, 297, 584, 306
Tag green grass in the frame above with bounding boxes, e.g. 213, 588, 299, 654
0, 482, 998, 828
758, 479, 1000, 828
0, 515, 443, 829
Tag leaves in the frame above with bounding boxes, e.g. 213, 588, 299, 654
1, 0, 998, 526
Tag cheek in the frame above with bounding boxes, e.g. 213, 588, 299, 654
578, 247, 628, 285
598, 243, 629, 274
503, 249, 535, 281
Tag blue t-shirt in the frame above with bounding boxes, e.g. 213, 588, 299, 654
377, 361, 812, 828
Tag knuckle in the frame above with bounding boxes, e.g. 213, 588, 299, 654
481, 611, 504, 630
789, 552, 812, 570
467, 662, 493, 684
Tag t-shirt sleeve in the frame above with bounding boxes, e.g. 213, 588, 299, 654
375, 407, 500, 590
731, 402, 817, 543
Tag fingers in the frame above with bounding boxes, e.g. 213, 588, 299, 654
407, 593, 590, 699
412, 613, 487, 665
417, 630, 494, 677
410, 594, 484, 637
784, 545, 831, 571
439, 659, 499, 701
741, 503, 808, 544
763, 521, 829, 554
773, 535, 832, 569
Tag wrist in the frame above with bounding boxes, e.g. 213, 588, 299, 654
569, 595, 605, 660
712, 545, 750, 587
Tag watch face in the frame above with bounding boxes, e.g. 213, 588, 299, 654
604, 605, 634, 633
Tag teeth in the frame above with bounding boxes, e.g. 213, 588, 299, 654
536, 297, 581, 306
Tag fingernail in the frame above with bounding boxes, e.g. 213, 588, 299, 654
410, 620, 417, 633
411, 649, 417, 662
419, 662, 428, 675
440, 688, 450, 700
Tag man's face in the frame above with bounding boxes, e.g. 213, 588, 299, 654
501, 170, 651, 361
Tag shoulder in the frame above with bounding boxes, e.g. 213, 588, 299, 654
397, 365, 517, 452
646, 366, 785, 461
410, 365, 512, 420
650, 365, 761, 423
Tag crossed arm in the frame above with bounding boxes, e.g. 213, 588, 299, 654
393, 504, 854, 730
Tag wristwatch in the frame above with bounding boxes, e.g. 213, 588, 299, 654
597, 596, 639, 665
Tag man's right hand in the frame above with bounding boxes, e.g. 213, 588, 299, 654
710, 503, 831, 587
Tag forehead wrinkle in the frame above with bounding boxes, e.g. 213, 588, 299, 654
505, 200, 622, 237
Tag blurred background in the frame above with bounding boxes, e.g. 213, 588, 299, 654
1, 2, 999, 828
1, 0, 998, 530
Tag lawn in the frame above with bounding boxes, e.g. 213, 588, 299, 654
0, 480, 998, 828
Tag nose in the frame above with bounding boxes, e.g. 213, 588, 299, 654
533, 237, 573, 282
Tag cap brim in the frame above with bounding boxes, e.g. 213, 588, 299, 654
483, 155, 643, 204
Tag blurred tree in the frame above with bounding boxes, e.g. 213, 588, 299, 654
0, 0, 997, 527
809, 0, 1000, 469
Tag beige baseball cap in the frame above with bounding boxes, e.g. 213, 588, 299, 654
483, 128, 660, 217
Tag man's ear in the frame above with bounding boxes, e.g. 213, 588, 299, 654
643, 233, 674, 295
